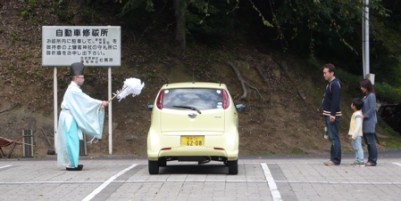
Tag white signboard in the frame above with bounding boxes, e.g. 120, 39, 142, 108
42, 26, 121, 66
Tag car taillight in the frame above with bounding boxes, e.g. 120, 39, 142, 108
222, 90, 230, 109
156, 90, 165, 109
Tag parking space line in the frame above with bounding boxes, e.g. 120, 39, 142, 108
393, 162, 401, 167
82, 163, 137, 201
261, 163, 282, 201
0, 165, 12, 169
275, 180, 401, 185
0, 181, 103, 185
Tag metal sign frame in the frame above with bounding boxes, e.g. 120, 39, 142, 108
42, 26, 121, 66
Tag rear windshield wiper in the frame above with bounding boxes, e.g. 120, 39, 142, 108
173, 105, 202, 114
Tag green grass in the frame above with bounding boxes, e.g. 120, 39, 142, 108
289, 148, 306, 155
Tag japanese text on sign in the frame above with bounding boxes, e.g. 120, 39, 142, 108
42, 26, 121, 66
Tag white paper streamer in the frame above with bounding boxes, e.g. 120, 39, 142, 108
115, 78, 145, 101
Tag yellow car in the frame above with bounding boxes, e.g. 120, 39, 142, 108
147, 82, 245, 174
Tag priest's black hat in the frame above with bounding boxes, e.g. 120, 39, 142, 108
70, 62, 85, 76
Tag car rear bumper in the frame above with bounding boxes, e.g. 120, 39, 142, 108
147, 146, 238, 161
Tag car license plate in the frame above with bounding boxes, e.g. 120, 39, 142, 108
181, 136, 204, 146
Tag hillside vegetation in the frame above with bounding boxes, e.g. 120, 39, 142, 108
0, 1, 400, 158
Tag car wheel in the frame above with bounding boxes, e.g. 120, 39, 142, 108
148, 160, 159, 174
227, 160, 238, 175
158, 158, 167, 167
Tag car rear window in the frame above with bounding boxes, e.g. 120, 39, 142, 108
163, 88, 224, 110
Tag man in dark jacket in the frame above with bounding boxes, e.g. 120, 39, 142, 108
322, 63, 342, 166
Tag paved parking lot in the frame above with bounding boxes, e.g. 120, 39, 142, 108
1, 154, 401, 201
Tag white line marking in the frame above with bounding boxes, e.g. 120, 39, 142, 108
393, 162, 401, 167
0, 180, 267, 185
275, 180, 401, 185
261, 163, 282, 201
82, 163, 137, 201
0, 181, 105, 184
2, 180, 401, 185
0, 165, 12, 169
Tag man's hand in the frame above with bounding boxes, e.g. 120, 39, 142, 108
329, 115, 336, 123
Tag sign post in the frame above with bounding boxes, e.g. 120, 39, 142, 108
108, 67, 112, 155
42, 26, 121, 155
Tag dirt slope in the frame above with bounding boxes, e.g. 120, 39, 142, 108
1, 1, 396, 158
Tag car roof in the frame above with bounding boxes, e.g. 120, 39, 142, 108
161, 82, 228, 90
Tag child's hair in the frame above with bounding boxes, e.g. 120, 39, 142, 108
352, 98, 364, 110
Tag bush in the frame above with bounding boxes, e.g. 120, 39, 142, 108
375, 83, 401, 104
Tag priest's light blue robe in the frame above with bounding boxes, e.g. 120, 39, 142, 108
57, 81, 105, 168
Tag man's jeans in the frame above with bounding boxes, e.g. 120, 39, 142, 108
352, 136, 364, 163
325, 116, 341, 165
363, 132, 378, 165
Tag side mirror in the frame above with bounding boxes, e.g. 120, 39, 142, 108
235, 104, 246, 112
147, 104, 154, 111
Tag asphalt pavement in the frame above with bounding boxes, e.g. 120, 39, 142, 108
1, 151, 401, 201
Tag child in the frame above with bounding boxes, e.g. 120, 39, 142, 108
348, 98, 364, 166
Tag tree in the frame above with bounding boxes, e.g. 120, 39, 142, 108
116, 0, 238, 50
174, 0, 187, 50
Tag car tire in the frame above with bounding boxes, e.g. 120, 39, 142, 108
148, 160, 159, 174
158, 158, 167, 167
227, 160, 238, 175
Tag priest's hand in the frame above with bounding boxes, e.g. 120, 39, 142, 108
100, 100, 109, 109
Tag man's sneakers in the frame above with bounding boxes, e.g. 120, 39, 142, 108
66, 164, 84, 171
323, 161, 340, 166
365, 162, 376, 167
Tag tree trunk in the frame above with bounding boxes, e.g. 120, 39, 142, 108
174, 0, 186, 50
70, 0, 86, 24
